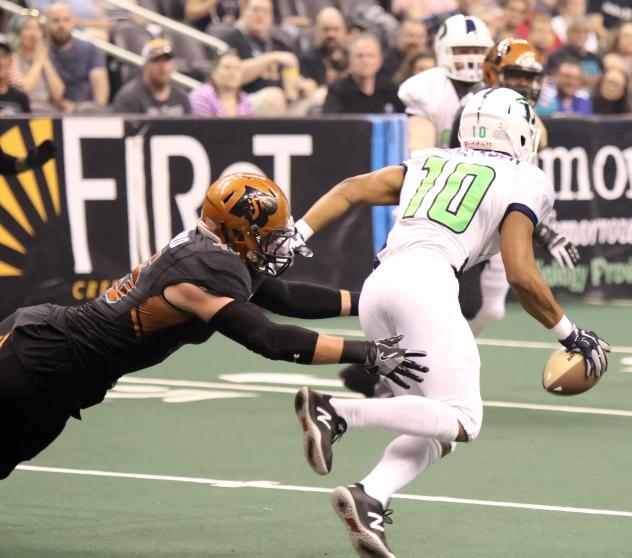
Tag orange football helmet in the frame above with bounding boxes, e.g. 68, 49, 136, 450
483, 38, 544, 103
199, 173, 298, 276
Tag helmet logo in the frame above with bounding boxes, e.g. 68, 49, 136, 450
229, 185, 278, 227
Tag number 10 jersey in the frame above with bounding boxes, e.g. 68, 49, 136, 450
380, 147, 555, 273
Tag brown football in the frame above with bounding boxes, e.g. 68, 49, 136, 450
542, 349, 598, 396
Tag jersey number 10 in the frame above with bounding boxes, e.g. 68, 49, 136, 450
403, 155, 496, 233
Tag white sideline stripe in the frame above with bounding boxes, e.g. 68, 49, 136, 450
314, 329, 632, 353
118, 377, 632, 417
15, 465, 632, 519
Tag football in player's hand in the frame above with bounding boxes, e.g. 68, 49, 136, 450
542, 349, 598, 396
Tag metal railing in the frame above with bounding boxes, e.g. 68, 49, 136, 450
0, 0, 204, 90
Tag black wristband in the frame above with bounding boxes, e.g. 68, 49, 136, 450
340, 339, 373, 366
349, 292, 360, 316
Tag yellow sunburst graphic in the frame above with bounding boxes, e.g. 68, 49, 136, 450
0, 118, 60, 277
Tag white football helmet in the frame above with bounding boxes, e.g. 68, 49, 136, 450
434, 14, 493, 83
458, 87, 541, 163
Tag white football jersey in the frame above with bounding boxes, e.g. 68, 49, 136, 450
379, 147, 554, 272
398, 67, 463, 148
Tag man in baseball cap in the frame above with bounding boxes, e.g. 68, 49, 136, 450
113, 37, 191, 115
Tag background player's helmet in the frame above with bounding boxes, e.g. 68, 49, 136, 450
199, 173, 297, 276
458, 87, 541, 163
434, 14, 493, 83
483, 38, 544, 103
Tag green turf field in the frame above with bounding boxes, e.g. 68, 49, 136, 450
2, 300, 631, 557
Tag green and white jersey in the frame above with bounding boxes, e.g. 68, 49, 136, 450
380, 147, 554, 273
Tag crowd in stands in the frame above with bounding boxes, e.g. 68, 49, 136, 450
0, 0, 630, 116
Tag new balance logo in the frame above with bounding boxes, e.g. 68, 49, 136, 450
316, 406, 332, 431
367, 512, 385, 532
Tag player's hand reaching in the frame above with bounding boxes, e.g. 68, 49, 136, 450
535, 223, 580, 269
559, 326, 611, 378
365, 335, 428, 389
289, 226, 313, 258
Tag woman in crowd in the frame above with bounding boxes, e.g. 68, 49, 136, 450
392, 49, 435, 86
7, 11, 64, 109
592, 67, 629, 113
189, 49, 254, 117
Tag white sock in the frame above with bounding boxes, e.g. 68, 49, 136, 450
330, 395, 459, 442
361, 436, 442, 508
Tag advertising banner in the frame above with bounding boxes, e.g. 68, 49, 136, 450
0, 116, 376, 317
537, 116, 632, 298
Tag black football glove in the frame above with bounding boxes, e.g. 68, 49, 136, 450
25, 140, 57, 169
365, 335, 428, 389
559, 326, 611, 378
535, 223, 580, 269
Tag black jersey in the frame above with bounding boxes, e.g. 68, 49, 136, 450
51, 229, 258, 382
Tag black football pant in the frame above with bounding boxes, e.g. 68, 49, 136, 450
0, 313, 72, 480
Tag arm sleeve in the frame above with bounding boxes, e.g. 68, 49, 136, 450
250, 277, 347, 318
210, 300, 320, 363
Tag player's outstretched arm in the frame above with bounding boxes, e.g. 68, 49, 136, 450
164, 282, 426, 385
250, 277, 359, 318
296, 165, 405, 241
501, 212, 610, 377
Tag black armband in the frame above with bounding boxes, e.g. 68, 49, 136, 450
210, 300, 319, 363
533, 223, 554, 247
250, 278, 343, 318
340, 339, 373, 365
349, 291, 360, 316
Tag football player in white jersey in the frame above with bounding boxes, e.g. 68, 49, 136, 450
293, 88, 610, 558
398, 13, 493, 151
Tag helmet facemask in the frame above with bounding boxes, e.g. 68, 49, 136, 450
246, 224, 307, 277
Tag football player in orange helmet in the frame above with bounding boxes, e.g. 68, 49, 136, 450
483, 38, 544, 104
0, 172, 428, 479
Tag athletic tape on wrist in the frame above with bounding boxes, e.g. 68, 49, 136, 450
550, 315, 573, 340
295, 219, 314, 241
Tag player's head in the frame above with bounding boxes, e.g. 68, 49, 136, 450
434, 14, 493, 83
458, 87, 541, 163
199, 173, 297, 276
483, 38, 544, 103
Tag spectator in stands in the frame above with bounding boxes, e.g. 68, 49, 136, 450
29, 0, 111, 41
0, 36, 30, 113
529, 14, 562, 65
588, 0, 632, 44
536, 59, 593, 115
548, 16, 603, 89
46, 3, 109, 112
498, 0, 532, 41
608, 21, 632, 75
551, 0, 599, 52
592, 67, 629, 113
212, 0, 317, 115
6, 11, 64, 109
299, 7, 348, 88
380, 19, 427, 81
189, 49, 253, 117
185, 0, 240, 28
112, 38, 191, 116
392, 49, 436, 86
322, 33, 404, 114
392, 0, 457, 21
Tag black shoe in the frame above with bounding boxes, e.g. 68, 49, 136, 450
294, 386, 346, 475
331, 483, 395, 558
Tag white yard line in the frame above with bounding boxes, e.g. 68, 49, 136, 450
118, 376, 632, 417
15, 465, 632, 519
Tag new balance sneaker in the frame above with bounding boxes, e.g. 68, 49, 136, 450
294, 386, 347, 475
331, 483, 396, 558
